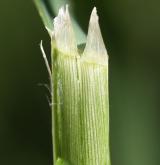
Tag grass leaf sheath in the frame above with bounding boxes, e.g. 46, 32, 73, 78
35, 2, 110, 165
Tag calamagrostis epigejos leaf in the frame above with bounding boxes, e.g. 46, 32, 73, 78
36, 4, 110, 165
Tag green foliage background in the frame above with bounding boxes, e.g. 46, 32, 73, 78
0, 0, 160, 165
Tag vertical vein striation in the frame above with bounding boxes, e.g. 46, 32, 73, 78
52, 50, 110, 164
79, 62, 109, 165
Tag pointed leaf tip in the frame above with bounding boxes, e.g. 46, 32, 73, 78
82, 7, 108, 65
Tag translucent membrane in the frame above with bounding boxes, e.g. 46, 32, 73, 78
82, 7, 108, 65
53, 5, 78, 56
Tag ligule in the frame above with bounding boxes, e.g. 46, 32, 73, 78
51, 5, 110, 165
82, 7, 108, 66
53, 5, 78, 56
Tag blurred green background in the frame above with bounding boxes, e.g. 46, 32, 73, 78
0, 0, 160, 165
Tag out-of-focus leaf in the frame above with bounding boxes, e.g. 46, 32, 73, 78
34, 0, 53, 30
